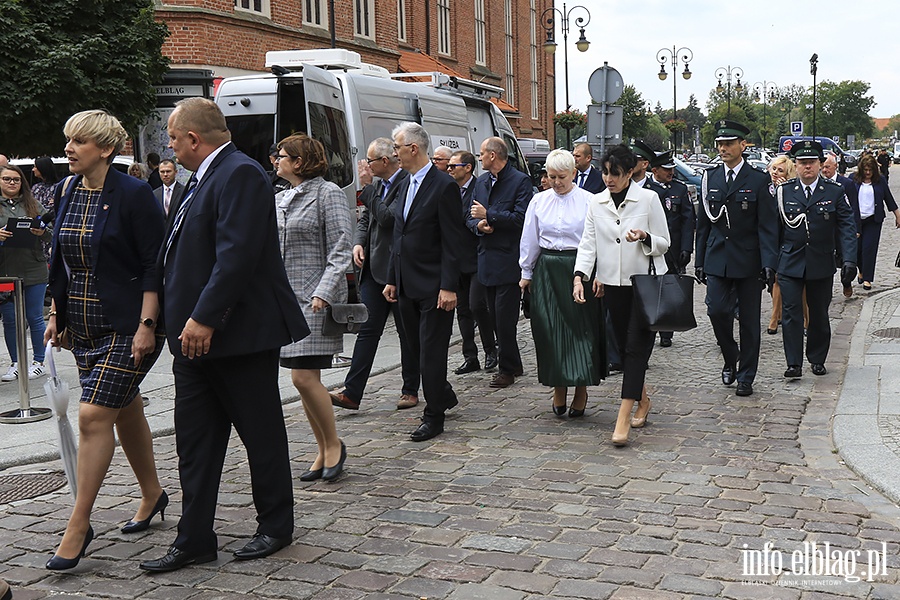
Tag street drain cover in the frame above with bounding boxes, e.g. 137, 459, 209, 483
872, 328, 900, 339
0, 472, 67, 503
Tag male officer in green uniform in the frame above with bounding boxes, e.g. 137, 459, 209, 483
647, 149, 695, 347
695, 120, 778, 396
777, 140, 857, 378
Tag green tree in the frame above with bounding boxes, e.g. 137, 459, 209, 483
619, 85, 649, 141
882, 114, 900, 138
813, 80, 876, 140
0, 0, 169, 157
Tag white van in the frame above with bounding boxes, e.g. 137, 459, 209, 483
215, 49, 527, 207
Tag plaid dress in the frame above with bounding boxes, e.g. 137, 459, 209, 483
57, 185, 164, 409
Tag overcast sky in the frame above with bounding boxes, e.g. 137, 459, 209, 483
554, 1, 900, 122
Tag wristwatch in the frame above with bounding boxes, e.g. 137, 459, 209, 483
139, 317, 155, 328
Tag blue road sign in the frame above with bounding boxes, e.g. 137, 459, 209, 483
791, 121, 803, 135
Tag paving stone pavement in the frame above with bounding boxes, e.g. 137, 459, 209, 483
4, 181, 900, 598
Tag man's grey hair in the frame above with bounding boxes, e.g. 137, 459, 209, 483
433, 145, 454, 159
369, 138, 398, 164
392, 122, 430, 153
482, 137, 508, 161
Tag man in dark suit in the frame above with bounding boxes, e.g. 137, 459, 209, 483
140, 98, 308, 573
695, 120, 778, 397
777, 141, 857, 378
152, 159, 184, 218
330, 138, 420, 411
647, 149, 695, 347
468, 137, 532, 388
822, 153, 860, 298
146, 152, 162, 190
449, 150, 497, 375
573, 142, 606, 193
383, 122, 465, 442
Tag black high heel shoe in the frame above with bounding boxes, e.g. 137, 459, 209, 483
552, 404, 567, 416
322, 441, 347, 481
568, 396, 587, 418
121, 491, 169, 534
46, 525, 94, 570
299, 467, 323, 482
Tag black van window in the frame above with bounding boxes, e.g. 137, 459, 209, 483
502, 132, 529, 175
308, 103, 353, 188
227, 114, 275, 169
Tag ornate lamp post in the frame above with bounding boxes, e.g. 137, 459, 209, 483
656, 46, 693, 150
753, 81, 778, 150
810, 53, 819, 139
542, 3, 591, 149
715, 65, 744, 117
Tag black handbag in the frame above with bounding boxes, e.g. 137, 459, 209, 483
630, 259, 697, 332
322, 302, 368, 336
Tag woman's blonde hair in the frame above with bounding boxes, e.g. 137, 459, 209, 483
768, 155, 796, 180
64, 110, 128, 163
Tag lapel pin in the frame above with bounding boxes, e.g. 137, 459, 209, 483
103, 204, 109, 210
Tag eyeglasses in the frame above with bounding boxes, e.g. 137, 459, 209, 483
392, 143, 414, 150
431, 157, 449, 163
273, 154, 296, 161
0, 177, 21, 184
447, 163, 467, 169
366, 156, 386, 164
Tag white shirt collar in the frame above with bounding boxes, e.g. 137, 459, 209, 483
192, 142, 230, 184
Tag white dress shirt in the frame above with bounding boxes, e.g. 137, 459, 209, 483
858, 182, 875, 219
519, 186, 593, 280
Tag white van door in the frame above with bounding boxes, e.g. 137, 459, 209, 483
301, 64, 355, 193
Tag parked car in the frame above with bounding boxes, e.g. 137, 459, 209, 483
10, 156, 135, 187
672, 157, 701, 206
687, 153, 711, 163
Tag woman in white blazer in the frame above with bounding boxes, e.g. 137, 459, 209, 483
573, 144, 670, 446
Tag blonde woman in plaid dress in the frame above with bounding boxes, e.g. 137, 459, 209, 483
275, 134, 352, 481
44, 111, 167, 570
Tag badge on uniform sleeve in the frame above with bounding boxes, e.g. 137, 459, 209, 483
742, 201, 748, 210
666, 199, 672, 210
768, 182, 775, 196
824, 212, 830, 220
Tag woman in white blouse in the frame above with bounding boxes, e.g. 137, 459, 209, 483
573, 144, 670, 446
520, 150, 603, 417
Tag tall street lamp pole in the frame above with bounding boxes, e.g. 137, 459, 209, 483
656, 46, 693, 151
753, 81, 778, 150
542, 3, 591, 150
715, 65, 744, 117
810, 54, 818, 139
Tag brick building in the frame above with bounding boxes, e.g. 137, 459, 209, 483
155, 0, 555, 140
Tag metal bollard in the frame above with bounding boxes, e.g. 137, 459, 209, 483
0, 276, 51, 424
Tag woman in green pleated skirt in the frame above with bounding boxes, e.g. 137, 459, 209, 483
519, 150, 606, 417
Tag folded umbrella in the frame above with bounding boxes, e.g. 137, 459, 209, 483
44, 341, 77, 498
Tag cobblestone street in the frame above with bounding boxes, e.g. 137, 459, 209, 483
4, 187, 900, 598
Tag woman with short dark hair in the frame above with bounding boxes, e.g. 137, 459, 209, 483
573, 144, 670, 446
854, 154, 899, 290
275, 133, 352, 481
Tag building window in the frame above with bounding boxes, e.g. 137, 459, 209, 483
437, 0, 451, 56
234, 0, 269, 16
397, 0, 407, 41
474, 0, 486, 65
354, 0, 375, 38
304, 0, 327, 27
504, 0, 514, 104
529, 0, 539, 120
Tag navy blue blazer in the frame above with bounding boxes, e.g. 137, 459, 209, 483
458, 178, 479, 275
852, 178, 897, 224
579, 166, 606, 194
49, 167, 165, 335
466, 161, 532, 286
159, 143, 308, 359
835, 174, 861, 233
387, 165, 464, 300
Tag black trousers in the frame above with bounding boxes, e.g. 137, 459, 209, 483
172, 349, 293, 555
706, 274, 762, 384
397, 294, 457, 422
779, 274, 833, 366
857, 217, 882, 283
604, 285, 656, 400
486, 283, 523, 375
457, 271, 496, 362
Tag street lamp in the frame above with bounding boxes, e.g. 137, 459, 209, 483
542, 3, 591, 149
715, 65, 744, 117
656, 46, 693, 151
810, 53, 818, 139
753, 81, 778, 151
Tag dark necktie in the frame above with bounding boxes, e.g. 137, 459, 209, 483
578, 172, 587, 188
805, 186, 812, 200
164, 174, 198, 264
726, 169, 735, 189
381, 179, 391, 201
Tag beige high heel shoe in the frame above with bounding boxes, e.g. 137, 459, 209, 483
631, 398, 651, 428
612, 401, 634, 446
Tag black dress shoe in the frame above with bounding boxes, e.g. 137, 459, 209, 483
46, 525, 94, 571
140, 546, 217, 572
608, 363, 623, 373
484, 352, 499, 371
659, 337, 672, 347
454, 359, 480, 375
721, 364, 737, 386
811, 363, 827, 376
299, 468, 323, 482
784, 365, 803, 378
122, 491, 169, 533
233, 533, 291, 560
322, 441, 346, 481
410, 420, 443, 442
735, 382, 753, 396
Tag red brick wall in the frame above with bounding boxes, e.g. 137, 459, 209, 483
156, 0, 555, 138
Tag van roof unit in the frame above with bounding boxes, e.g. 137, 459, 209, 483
390, 71, 505, 101
264, 49, 390, 78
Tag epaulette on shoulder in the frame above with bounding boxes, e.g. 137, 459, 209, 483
822, 177, 841, 187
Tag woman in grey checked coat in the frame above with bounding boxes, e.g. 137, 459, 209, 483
275, 134, 352, 481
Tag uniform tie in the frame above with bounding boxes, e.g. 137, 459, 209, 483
726, 169, 735, 189
805, 186, 812, 200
